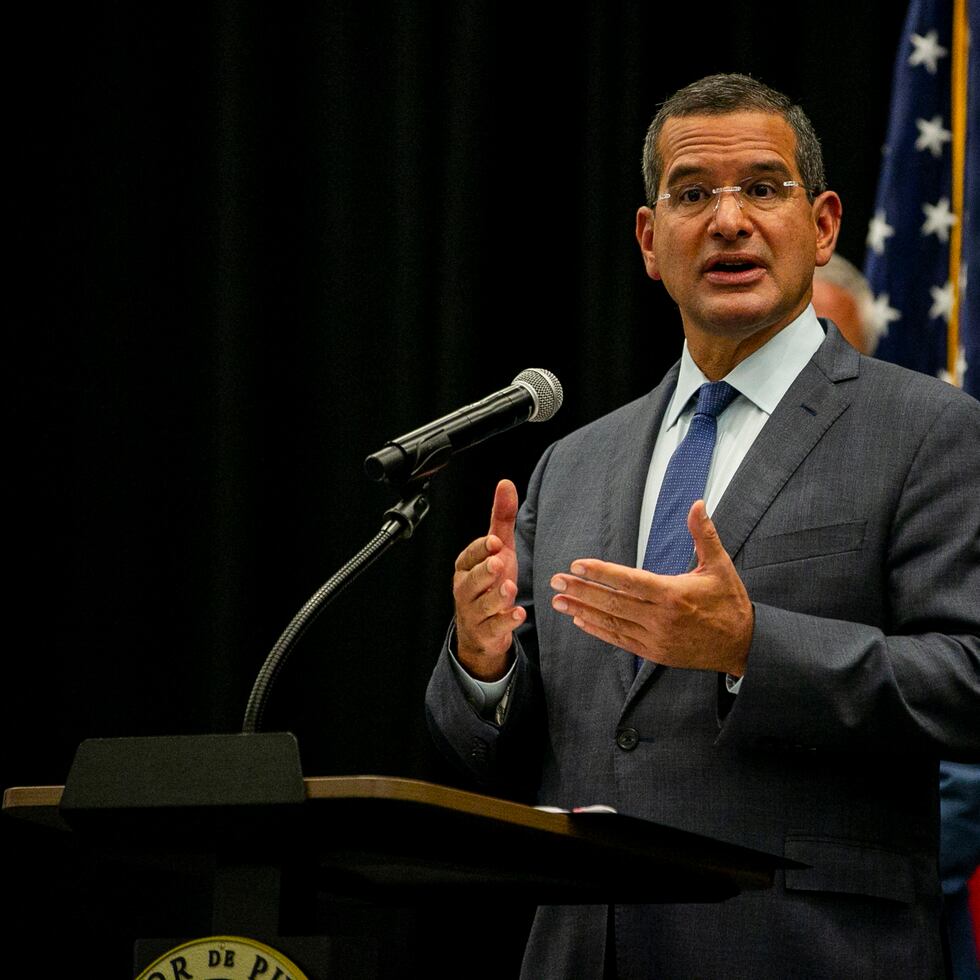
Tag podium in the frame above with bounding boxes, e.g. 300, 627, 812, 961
2, 733, 793, 977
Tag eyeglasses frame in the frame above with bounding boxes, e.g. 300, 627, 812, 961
654, 180, 810, 215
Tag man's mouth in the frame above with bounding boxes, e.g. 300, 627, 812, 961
703, 255, 766, 284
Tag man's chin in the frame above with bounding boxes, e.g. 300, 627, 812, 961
695, 301, 785, 337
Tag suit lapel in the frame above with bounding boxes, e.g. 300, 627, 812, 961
711, 328, 858, 560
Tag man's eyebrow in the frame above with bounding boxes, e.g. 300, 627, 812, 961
741, 160, 795, 178
664, 159, 795, 185
663, 163, 707, 185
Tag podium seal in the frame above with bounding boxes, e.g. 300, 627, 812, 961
135, 935, 309, 980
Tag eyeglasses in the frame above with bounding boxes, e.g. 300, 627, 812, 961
654, 177, 809, 216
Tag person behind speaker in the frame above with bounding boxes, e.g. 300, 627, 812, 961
811, 251, 877, 354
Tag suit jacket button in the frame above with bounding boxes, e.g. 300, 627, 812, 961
616, 728, 639, 751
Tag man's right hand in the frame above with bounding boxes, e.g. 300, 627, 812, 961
452, 479, 525, 681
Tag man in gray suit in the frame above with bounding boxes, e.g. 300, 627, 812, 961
426, 74, 980, 978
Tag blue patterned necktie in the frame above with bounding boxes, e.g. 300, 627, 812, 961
642, 380, 739, 576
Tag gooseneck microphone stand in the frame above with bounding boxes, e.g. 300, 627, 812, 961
241, 483, 430, 734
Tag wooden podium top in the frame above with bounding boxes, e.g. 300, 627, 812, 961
4, 774, 786, 904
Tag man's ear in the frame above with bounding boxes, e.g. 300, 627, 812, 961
636, 206, 662, 281
813, 191, 843, 269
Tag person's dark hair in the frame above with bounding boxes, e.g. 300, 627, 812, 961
641, 73, 826, 208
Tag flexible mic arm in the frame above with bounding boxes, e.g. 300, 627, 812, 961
241, 486, 430, 734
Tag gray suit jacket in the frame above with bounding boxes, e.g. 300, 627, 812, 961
426, 325, 980, 979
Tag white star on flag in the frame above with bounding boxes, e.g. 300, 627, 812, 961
928, 280, 955, 322
938, 346, 967, 387
866, 210, 896, 254
914, 115, 952, 157
867, 292, 902, 337
921, 197, 958, 242
908, 29, 948, 74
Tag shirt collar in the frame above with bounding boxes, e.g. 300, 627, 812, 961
664, 305, 826, 429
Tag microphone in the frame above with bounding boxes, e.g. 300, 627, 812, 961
364, 368, 563, 484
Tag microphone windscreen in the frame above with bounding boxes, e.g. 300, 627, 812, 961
513, 368, 563, 422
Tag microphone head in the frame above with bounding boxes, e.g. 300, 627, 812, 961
513, 368, 563, 422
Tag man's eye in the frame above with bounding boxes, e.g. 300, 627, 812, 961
678, 186, 709, 204
746, 181, 778, 199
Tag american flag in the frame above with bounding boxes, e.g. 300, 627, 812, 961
863, 0, 979, 398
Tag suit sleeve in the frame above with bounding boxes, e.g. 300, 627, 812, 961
718, 390, 980, 758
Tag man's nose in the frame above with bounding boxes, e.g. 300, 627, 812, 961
710, 188, 753, 236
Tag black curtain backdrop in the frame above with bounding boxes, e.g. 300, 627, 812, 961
7, 3, 906, 975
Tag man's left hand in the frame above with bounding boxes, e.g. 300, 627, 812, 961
550, 500, 753, 676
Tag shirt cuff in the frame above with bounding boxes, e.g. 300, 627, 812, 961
450, 648, 516, 715
447, 625, 517, 717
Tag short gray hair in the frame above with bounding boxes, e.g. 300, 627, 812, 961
814, 253, 878, 353
641, 73, 827, 209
